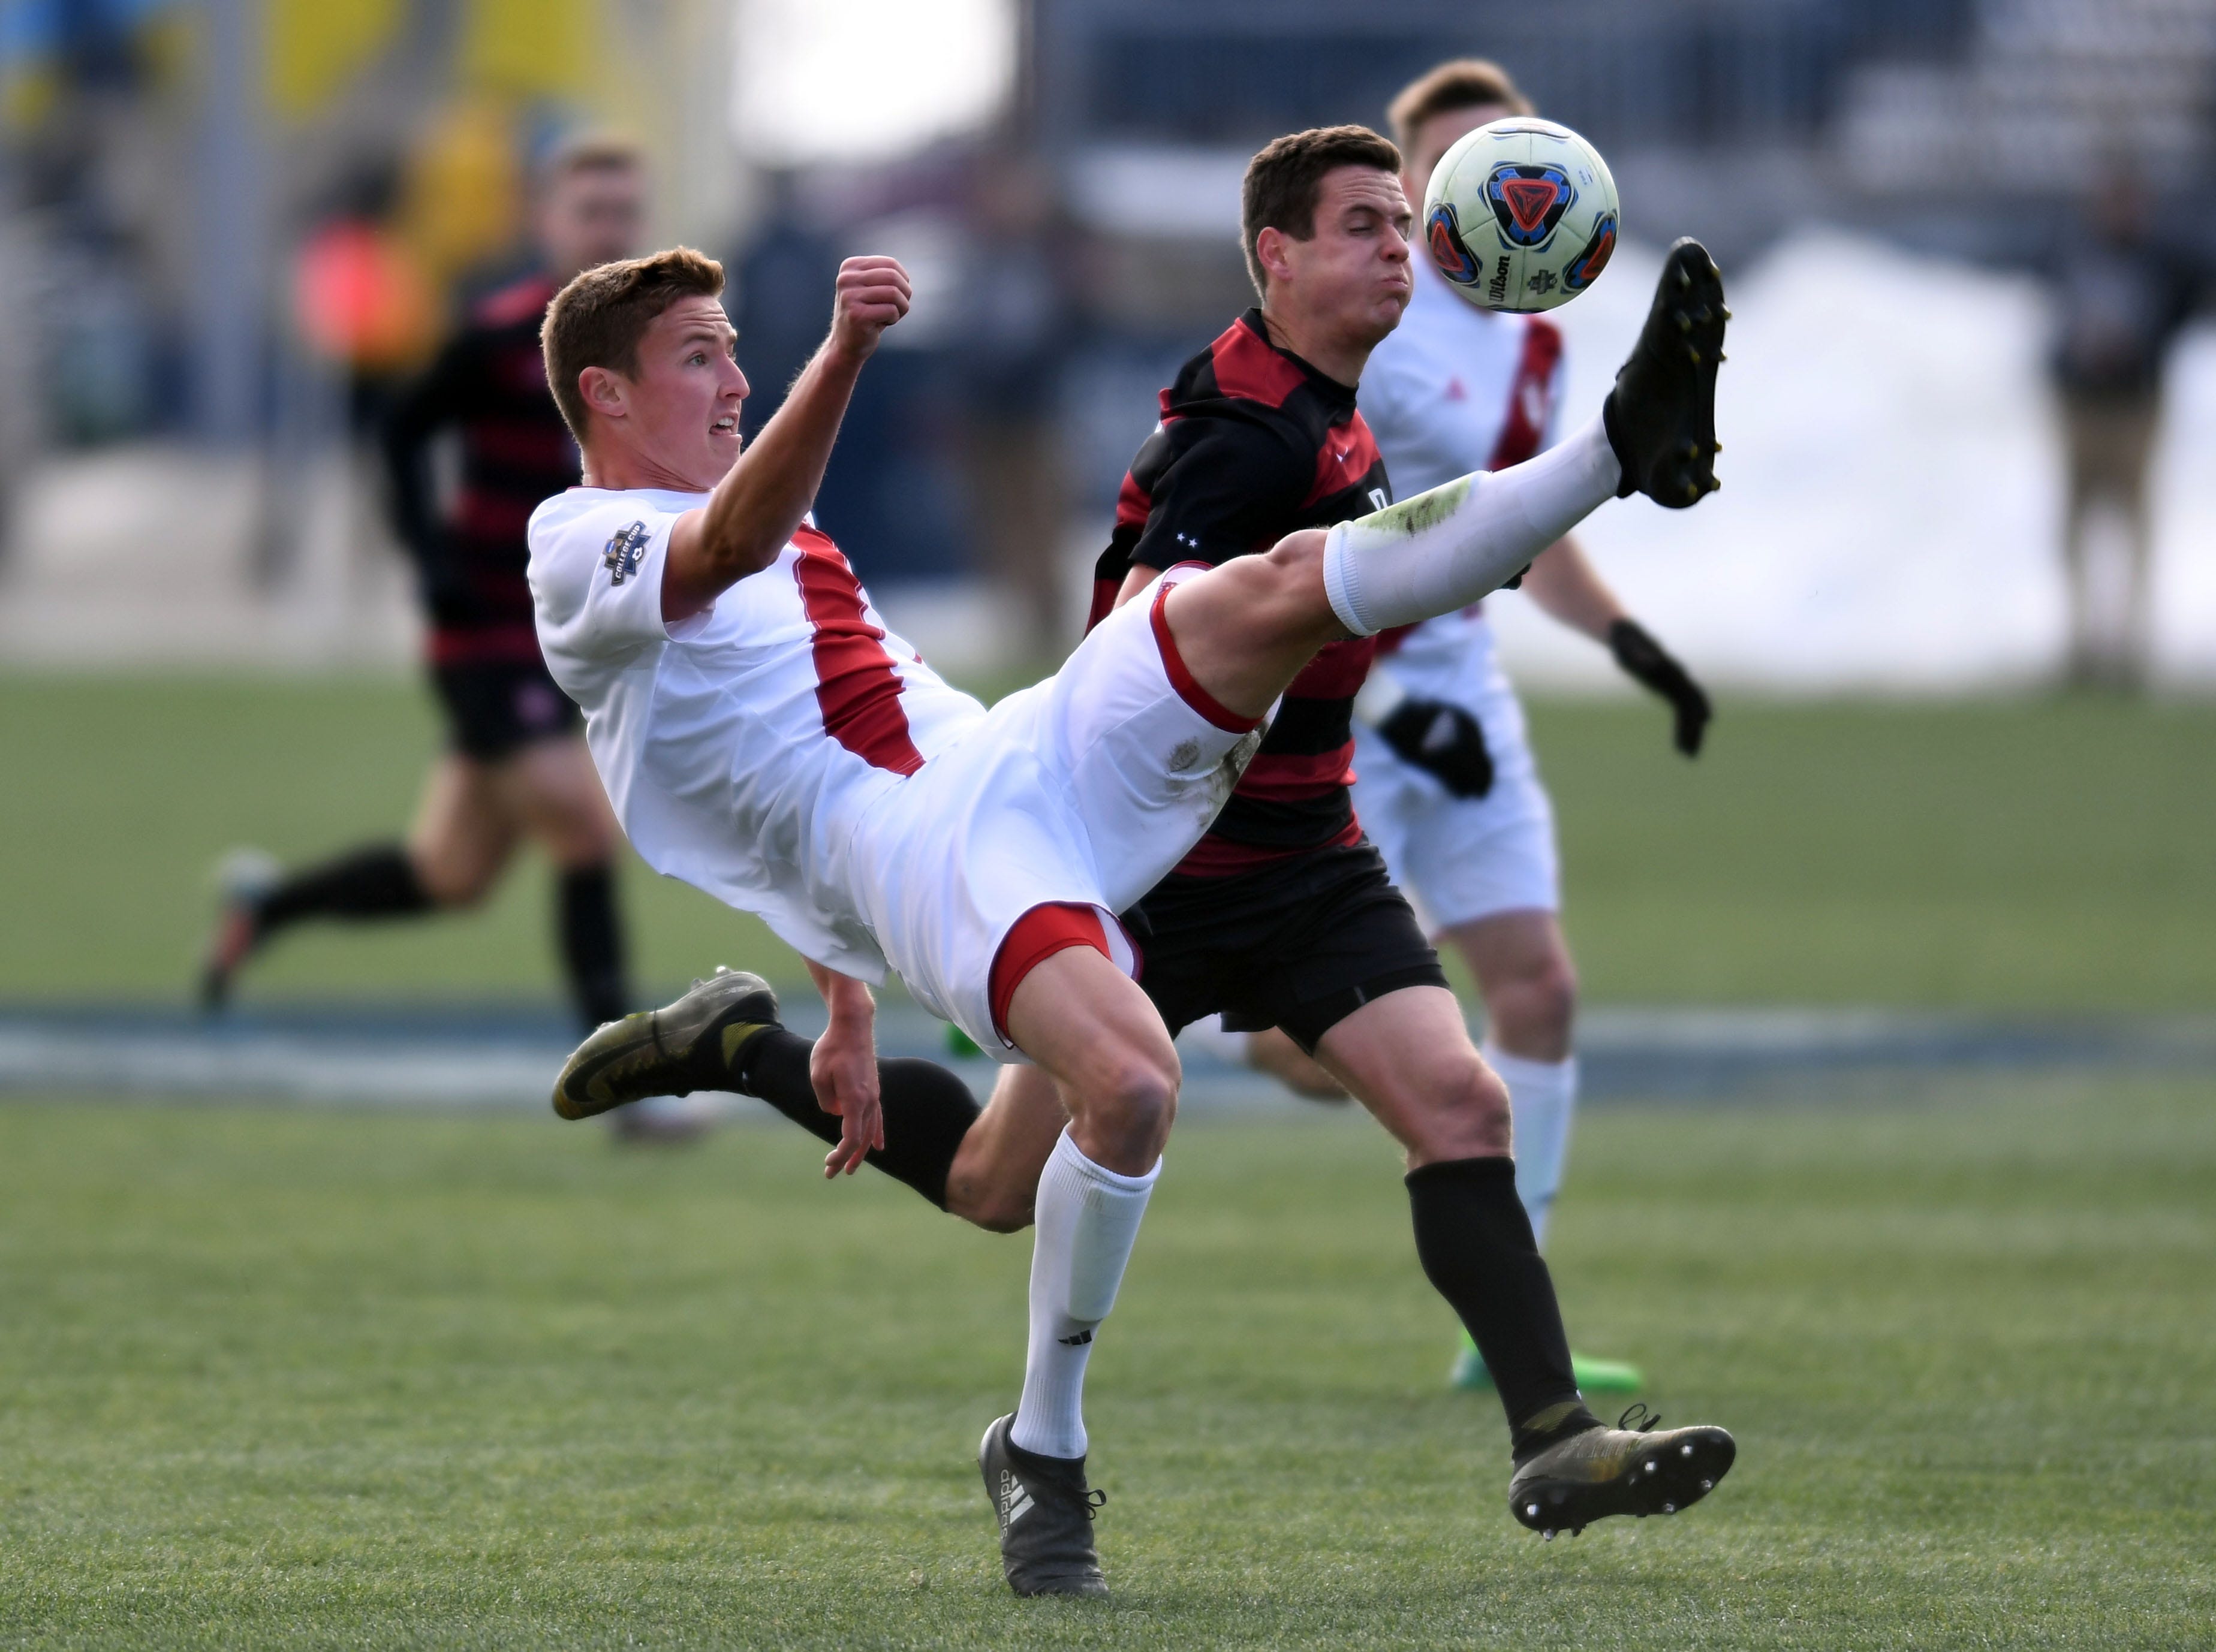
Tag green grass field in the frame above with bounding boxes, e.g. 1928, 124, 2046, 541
3, 1078, 2211, 1648
4, 676, 2214, 1011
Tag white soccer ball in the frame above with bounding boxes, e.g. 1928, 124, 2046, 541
1422, 117, 1620, 314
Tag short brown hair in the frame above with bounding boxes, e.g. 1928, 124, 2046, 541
543, 130, 645, 185
1387, 59, 1534, 153
541, 246, 724, 442
1239, 123, 1402, 297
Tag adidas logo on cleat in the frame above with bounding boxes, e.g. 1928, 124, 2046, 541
997, 1470, 1034, 1531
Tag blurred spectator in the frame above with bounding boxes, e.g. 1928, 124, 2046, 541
947, 147, 1076, 650
2046, 165, 2203, 691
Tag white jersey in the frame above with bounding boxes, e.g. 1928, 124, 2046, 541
1347, 254, 1570, 930
529, 488, 986, 981
529, 487, 1258, 1052
1359, 251, 1567, 677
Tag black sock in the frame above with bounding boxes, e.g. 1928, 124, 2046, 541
725, 1029, 980, 1211
257, 845, 432, 934
1406, 1156, 1601, 1460
556, 865, 630, 1030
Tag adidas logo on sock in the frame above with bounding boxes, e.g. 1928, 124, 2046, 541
1057, 1329, 1093, 1346
998, 1470, 1034, 1529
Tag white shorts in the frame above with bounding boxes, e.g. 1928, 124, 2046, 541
850, 568, 1262, 1058
1351, 622, 1559, 934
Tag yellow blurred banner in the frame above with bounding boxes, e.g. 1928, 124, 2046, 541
265, 0, 404, 121
460, 0, 601, 99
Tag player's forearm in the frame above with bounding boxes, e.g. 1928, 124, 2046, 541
806, 958, 876, 1033
1521, 535, 1629, 643
692, 342, 868, 584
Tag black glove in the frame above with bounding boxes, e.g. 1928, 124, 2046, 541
1379, 698, 1494, 798
1608, 618, 1711, 756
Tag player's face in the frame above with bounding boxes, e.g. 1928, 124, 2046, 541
541, 164, 647, 279
617, 295, 750, 489
1402, 105, 1512, 208
1277, 165, 1414, 348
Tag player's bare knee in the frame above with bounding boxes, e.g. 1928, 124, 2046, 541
953, 1182, 1036, 1235
1070, 1049, 1179, 1170
1407, 1056, 1512, 1162
1491, 957, 1579, 1057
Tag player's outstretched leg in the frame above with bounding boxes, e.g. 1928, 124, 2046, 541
551, 970, 982, 1208
1508, 1403, 1736, 1539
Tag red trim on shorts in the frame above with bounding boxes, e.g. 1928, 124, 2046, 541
791, 524, 925, 777
1148, 577, 1260, 735
989, 903, 1115, 1043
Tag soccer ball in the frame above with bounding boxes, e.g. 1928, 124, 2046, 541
1422, 117, 1619, 314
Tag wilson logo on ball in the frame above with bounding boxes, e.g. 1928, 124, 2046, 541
1426, 203, 1483, 285
1563, 213, 1618, 290
1485, 164, 1575, 247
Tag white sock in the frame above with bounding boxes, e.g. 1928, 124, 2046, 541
1010, 1129, 1160, 1461
1322, 417, 1621, 637
1485, 1044, 1579, 1250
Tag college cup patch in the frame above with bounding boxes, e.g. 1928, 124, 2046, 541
602, 520, 649, 586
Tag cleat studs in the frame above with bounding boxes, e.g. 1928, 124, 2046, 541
1644, 1460, 1659, 1474
1676, 313, 1693, 333
1526, 1502, 1540, 1519
1543, 1529, 1556, 1541
1663, 1502, 1676, 1514
1681, 1443, 1695, 1457
1700, 1479, 1714, 1491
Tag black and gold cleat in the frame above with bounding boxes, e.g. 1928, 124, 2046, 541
1508, 1404, 1735, 1538
551, 967, 780, 1120
1601, 237, 1728, 509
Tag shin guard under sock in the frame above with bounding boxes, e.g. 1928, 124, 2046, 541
257, 845, 432, 934
1011, 1129, 1159, 1460
556, 865, 630, 1030
728, 1029, 980, 1211
1406, 1156, 1599, 1459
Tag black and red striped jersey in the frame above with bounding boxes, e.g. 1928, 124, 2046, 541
382, 273, 579, 667
1091, 309, 1391, 875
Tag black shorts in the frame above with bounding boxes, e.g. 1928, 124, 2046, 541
1122, 838, 1448, 1055
430, 658, 580, 762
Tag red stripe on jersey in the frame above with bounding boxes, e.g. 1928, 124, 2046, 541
791, 524, 925, 776
1113, 468, 1154, 534
1302, 413, 1383, 508
1234, 743, 1355, 799
1170, 814, 1364, 877
1284, 635, 1376, 700
1151, 578, 1261, 734
455, 489, 534, 541
469, 273, 557, 329
1488, 318, 1564, 471
426, 622, 544, 666
1208, 316, 1306, 409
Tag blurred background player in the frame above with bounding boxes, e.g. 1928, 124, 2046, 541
2046, 159, 2203, 692
198, 138, 646, 1048
1216, 62, 1715, 1396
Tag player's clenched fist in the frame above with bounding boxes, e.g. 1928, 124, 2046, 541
828, 255, 912, 361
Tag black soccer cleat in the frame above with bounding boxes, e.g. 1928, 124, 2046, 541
550, 966, 779, 1120
978, 1413, 1110, 1599
1603, 237, 1728, 510
1507, 1404, 1736, 1538
197, 848, 279, 1014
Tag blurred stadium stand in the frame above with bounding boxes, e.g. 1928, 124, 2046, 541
0, 0, 2209, 680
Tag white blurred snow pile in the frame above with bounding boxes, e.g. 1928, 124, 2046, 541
1507, 228, 2216, 692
